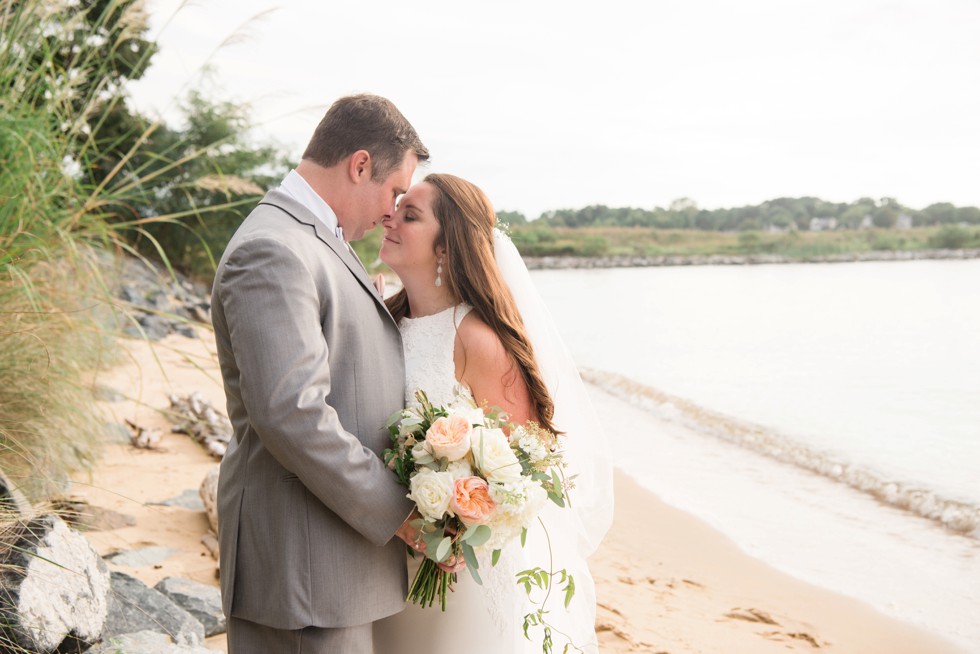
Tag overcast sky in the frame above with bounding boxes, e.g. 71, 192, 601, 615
129, 0, 980, 218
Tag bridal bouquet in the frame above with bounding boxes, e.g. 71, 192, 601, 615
384, 390, 568, 611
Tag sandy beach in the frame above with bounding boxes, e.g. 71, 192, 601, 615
75, 331, 967, 653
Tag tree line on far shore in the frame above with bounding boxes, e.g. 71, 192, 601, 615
492, 197, 980, 259
497, 196, 980, 232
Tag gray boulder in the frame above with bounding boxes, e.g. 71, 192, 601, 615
0, 513, 110, 652
0, 469, 31, 515
154, 577, 226, 637
103, 571, 205, 647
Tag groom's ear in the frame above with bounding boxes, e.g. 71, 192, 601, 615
348, 150, 372, 183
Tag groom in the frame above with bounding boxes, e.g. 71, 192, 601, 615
211, 94, 428, 653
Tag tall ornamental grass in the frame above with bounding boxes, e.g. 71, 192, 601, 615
0, 0, 128, 500
1, 0, 260, 500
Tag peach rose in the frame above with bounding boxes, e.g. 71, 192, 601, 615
449, 476, 496, 526
425, 414, 473, 462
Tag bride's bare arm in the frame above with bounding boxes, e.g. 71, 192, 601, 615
454, 313, 535, 426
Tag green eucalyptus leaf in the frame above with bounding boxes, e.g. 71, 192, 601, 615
462, 543, 483, 585
466, 562, 483, 586
462, 524, 491, 547
435, 536, 452, 562
491, 549, 501, 566
461, 542, 480, 570
421, 529, 443, 555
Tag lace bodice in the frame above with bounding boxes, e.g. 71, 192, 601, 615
394, 303, 523, 644
399, 304, 474, 409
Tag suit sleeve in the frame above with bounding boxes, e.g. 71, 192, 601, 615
215, 236, 412, 546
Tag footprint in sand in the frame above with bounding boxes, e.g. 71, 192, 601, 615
761, 630, 824, 648
724, 607, 780, 625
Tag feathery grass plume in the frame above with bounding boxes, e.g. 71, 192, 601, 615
0, 101, 110, 500
2, 0, 288, 500
0, 0, 162, 500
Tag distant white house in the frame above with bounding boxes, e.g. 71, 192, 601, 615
896, 213, 913, 229
860, 215, 874, 229
809, 217, 838, 231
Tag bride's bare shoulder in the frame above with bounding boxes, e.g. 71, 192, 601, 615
454, 310, 507, 365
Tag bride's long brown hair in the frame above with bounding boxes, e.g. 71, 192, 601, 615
385, 173, 556, 434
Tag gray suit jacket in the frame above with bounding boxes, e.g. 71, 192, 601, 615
211, 189, 413, 629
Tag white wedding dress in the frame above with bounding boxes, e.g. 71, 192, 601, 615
373, 304, 602, 654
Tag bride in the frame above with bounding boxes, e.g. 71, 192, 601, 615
372, 174, 613, 653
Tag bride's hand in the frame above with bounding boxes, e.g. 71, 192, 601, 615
395, 510, 425, 552
437, 553, 465, 574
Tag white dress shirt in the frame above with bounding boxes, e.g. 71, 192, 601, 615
278, 170, 345, 241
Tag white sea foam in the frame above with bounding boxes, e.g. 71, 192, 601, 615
582, 374, 980, 653
531, 260, 980, 650
582, 368, 980, 540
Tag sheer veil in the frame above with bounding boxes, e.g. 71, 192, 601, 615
493, 229, 614, 652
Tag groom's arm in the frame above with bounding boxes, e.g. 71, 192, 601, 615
217, 236, 413, 545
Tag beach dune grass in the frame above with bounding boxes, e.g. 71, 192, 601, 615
0, 0, 226, 502
0, 93, 111, 501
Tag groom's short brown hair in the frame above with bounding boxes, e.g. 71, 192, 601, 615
303, 94, 429, 181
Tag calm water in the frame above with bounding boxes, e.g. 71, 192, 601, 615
531, 259, 980, 651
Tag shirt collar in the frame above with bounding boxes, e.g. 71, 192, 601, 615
278, 170, 344, 241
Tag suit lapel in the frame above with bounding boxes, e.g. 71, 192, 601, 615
256, 190, 392, 319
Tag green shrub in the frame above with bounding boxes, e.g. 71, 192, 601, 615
928, 225, 978, 250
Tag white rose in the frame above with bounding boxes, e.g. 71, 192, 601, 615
446, 459, 475, 481
409, 468, 454, 521
471, 427, 523, 484
411, 441, 434, 465
463, 406, 489, 427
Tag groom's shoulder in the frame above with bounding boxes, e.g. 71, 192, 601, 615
229, 190, 314, 243
247, 188, 306, 223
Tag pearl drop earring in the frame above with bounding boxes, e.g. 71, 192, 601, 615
435, 255, 443, 287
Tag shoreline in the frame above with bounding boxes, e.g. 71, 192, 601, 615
523, 247, 980, 269
600, 471, 967, 653
74, 331, 967, 653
